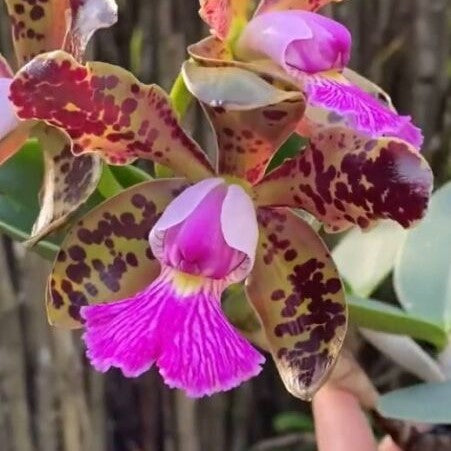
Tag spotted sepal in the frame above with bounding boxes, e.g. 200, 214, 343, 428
188, 36, 299, 90
183, 61, 305, 183
10, 50, 214, 180
4, 0, 70, 66
246, 207, 347, 400
47, 178, 189, 328
255, 0, 342, 15
28, 125, 102, 245
199, 0, 251, 40
4, 0, 117, 66
253, 127, 433, 232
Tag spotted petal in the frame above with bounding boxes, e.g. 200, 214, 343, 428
189, 36, 299, 90
199, 0, 251, 40
65, 0, 118, 60
253, 127, 433, 232
47, 178, 188, 328
4, 0, 117, 66
28, 125, 102, 245
246, 207, 347, 399
255, 0, 342, 15
183, 62, 305, 183
10, 51, 214, 180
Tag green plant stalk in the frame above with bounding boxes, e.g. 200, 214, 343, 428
97, 164, 124, 198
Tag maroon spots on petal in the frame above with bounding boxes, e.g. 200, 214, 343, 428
263, 110, 287, 121
271, 289, 286, 301
30, 5, 44, 21
284, 249, 298, 262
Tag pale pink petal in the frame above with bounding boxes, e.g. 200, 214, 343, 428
149, 178, 223, 260
0, 78, 20, 140
237, 11, 351, 74
162, 184, 245, 279
221, 185, 259, 282
303, 74, 423, 148
150, 179, 259, 281
82, 267, 264, 397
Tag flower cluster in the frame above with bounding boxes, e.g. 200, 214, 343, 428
3, 0, 433, 399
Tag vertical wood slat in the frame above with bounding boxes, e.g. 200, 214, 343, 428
0, 241, 34, 451
20, 253, 57, 451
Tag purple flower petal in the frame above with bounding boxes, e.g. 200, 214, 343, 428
303, 74, 423, 148
237, 11, 351, 74
82, 267, 264, 397
221, 185, 259, 281
150, 178, 259, 282
0, 78, 20, 141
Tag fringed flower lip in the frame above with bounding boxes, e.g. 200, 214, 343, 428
235, 10, 423, 148
82, 178, 264, 397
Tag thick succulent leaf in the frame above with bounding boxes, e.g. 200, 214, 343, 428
361, 330, 445, 383
0, 54, 13, 77
183, 61, 305, 183
333, 221, 407, 297
28, 125, 102, 245
378, 381, 451, 424
10, 50, 214, 180
199, 0, 251, 40
253, 127, 433, 232
255, 0, 342, 15
394, 181, 451, 329
47, 178, 189, 329
4, 0, 117, 66
246, 207, 347, 400
348, 296, 447, 349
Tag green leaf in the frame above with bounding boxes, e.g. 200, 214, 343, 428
378, 381, 451, 423
333, 221, 407, 297
348, 295, 447, 349
266, 133, 306, 172
273, 411, 314, 433
395, 182, 451, 330
0, 139, 59, 259
109, 164, 151, 187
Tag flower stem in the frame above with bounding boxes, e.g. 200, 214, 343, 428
169, 71, 193, 119
97, 164, 123, 198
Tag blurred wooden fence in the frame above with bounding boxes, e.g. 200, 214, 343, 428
0, 1, 450, 450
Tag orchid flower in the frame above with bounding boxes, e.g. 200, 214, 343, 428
7, 30, 432, 397
8, 49, 347, 399
0, 0, 117, 242
197, 0, 422, 148
189, 0, 433, 233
